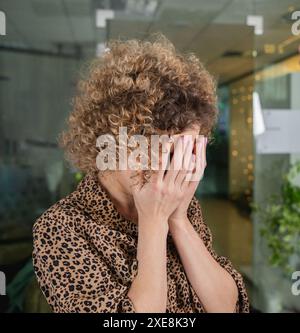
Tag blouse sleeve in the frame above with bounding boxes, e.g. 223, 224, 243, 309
188, 197, 250, 313
32, 209, 137, 313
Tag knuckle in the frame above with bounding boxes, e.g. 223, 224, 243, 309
162, 187, 171, 196
152, 182, 162, 192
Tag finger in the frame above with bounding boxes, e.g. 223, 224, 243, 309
188, 136, 207, 187
181, 153, 196, 187
190, 135, 205, 182
175, 138, 194, 185
200, 136, 207, 174
157, 136, 174, 182
164, 136, 185, 184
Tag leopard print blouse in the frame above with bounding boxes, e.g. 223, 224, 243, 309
32, 172, 250, 313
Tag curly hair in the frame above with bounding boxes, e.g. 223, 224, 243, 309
60, 33, 218, 173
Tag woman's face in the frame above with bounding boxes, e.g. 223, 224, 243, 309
114, 124, 204, 195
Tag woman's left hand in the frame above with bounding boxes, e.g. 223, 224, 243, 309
168, 136, 207, 228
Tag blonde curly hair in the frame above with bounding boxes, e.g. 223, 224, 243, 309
59, 33, 218, 173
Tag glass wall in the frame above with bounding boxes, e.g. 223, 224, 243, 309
0, 48, 83, 313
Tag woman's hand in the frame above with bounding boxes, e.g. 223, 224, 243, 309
132, 136, 197, 230
168, 136, 207, 229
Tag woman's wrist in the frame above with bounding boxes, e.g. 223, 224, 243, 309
138, 214, 169, 236
168, 215, 190, 233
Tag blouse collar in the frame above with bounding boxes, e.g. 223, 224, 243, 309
74, 172, 139, 237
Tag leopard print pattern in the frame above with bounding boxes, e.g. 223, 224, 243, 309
32, 172, 250, 313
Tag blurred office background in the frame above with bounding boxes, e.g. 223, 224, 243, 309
0, 0, 300, 313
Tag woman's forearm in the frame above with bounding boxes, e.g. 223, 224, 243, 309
127, 216, 168, 313
169, 218, 238, 313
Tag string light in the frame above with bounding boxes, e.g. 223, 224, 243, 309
248, 175, 254, 182
229, 80, 254, 203
243, 169, 249, 175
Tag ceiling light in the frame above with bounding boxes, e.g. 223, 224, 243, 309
96, 9, 115, 28
247, 15, 264, 35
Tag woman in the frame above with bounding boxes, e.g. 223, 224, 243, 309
32, 35, 249, 313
